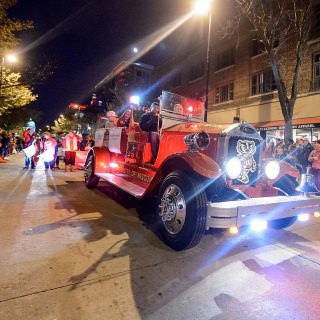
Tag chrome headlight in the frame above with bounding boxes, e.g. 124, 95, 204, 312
265, 160, 280, 180
226, 157, 242, 179
184, 131, 210, 151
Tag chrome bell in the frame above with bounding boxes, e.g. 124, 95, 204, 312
296, 167, 319, 194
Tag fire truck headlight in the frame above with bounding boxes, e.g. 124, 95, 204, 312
184, 131, 210, 151
265, 160, 280, 180
250, 220, 268, 232
226, 157, 242, 179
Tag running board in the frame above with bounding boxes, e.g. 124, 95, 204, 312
96, 172, 147, 198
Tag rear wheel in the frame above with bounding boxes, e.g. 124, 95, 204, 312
156, 171, 207, 251
84, 154, 99, 188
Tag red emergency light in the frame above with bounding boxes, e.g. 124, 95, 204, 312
187, 105, 194, 114
69, 103, 87, 110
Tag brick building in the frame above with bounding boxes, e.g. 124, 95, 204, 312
151, 0, 320, 142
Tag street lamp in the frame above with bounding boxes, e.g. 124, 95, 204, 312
6, 54, 17, 64
193, 0, 212, 122
69, 103, 87, 133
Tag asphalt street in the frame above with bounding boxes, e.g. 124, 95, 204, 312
0, 154, 320, 320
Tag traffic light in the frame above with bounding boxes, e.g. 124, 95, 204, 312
118, 71, 127, 86
117, 70, 131, 87
90, 94, 105, 113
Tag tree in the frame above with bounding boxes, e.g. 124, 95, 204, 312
0, 0, 37, 115
0, 105, 41, 132
50, 109, 77, 133
0, 0, 33, 49
0, 68, 37, 114
235, 0, 314, 143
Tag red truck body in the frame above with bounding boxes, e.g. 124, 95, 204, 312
84, 92, 320, 250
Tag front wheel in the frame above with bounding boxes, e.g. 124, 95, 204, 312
156, 171, 207, 251
84, 154, 99, 188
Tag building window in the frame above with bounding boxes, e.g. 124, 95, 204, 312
312, 53, 320, 90
189, 62, 204, 81
135, 70, 150, 89
216, 48, 235, 70
192, 92, 204, 102
170, 73, 182, 88
251, 69, 276, 95
311, 3, 320, 39
251, 39, 265, 57
214, 82, 234, 104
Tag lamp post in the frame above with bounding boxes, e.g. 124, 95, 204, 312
0, 57, 4, 97
204, 10, 212, 122
69, 103, 87, 133
193, 0, 212, 122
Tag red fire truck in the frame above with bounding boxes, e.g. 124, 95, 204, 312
85, 91, 320, 251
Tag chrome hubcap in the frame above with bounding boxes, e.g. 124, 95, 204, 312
159, 184, 186, 234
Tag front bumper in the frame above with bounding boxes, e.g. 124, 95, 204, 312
206, 195, 320, 229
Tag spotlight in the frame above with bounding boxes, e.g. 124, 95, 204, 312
250, 220, 267, 232
298, 214, 309, 222
229, 226, 239, 234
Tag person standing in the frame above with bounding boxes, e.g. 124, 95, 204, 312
139, 102, 162, 164
63, 131, 79, 172
308, 140, 320, 190
297, 137, 314, 173
0, 130, 9, 160
0, 128, 6, 163
274, 140, 287, 160
23, 128, 32, 148
54, 131, 64, 169
286, 139, 299, 167
41, 132, 57, 171
32, 134, 41, 169
23, 133, 38, 169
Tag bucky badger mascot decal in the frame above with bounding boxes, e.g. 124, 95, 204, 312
236, 140, 257, 184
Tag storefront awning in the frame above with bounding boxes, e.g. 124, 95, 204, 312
253, 117, 320, 131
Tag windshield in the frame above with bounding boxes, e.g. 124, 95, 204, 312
161, 91, 204, 121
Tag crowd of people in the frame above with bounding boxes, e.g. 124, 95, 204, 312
0, 127, 94, 171
264, 136, 320, 189
0, 129, 24, 162
2, 117, 320, 188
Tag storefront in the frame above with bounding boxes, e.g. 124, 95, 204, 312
254, 117, 320, 142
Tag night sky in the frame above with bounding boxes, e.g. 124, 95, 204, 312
9, 0, 200, 126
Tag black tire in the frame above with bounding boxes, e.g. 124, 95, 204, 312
156, 171, 207, 251
84, 154, 99, 188
268, 216, 297, 229
270, 175, 298, 229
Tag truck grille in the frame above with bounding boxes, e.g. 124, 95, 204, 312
228, 136, 261, 186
